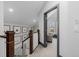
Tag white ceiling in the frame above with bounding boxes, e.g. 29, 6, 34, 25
4, 1, 46, 26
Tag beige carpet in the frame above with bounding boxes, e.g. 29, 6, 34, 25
28, 38, 57, 57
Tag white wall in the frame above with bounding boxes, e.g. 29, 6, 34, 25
68, 2, 79, 56
38, 14, 44, 44
0, 1, 4, 35
38, 1, 59, 44
32, 22, 39, 32
0, 1, 6, 57
33, 33, 38, 50
60, 1, 79, 57
59, 2, 69, 56
39, 1, 79, 57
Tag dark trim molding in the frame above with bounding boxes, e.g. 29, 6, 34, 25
37, 29, 40, 44
57, 54, 63, 57
47, 41, 52, 43
39, 41, 46, 47
44, 14, 47, 47
44, 4, 60, 57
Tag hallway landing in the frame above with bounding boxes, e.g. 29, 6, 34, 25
28, 38, 57, 57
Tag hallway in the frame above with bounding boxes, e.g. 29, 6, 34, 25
28, 38, 57, 57
1, 1, 79, 57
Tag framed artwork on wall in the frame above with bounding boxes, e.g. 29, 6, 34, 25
4, 25, 10, 32
22, 27, 27, 33
13, 26, 21, 34
23, 34, 27, 41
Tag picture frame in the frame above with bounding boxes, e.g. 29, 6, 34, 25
23, 34, 27, 41
13, 26, 21, 34
4, 25, 10, 32
22, 27, 27, 33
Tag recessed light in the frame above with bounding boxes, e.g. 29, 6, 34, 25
33, 19, 36, 23
9, 8, 14, 12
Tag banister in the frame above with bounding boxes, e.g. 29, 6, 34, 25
22, 36, 30, 43
22, 36, 30, 49
0, 35, 6, 38
33, 32, 38, 33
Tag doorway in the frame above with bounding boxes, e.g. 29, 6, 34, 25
44, 5, 59, 57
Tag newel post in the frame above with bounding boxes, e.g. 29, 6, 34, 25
29, 30, 33, 54
6, 31, 15, 57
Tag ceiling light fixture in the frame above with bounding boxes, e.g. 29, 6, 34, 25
9, 8, 14, 12
33, 19, 36, 23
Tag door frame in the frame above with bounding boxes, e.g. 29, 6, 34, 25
44, 4, 60, 57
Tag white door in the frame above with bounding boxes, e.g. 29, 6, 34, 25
0, 1, 6, 57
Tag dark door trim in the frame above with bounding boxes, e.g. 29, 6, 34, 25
44, 4, 60, 57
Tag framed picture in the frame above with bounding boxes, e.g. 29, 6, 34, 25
13, 26, 21, 34
4, 25, 10, 32
23, 34, 27, 41
22, 27, 27, 33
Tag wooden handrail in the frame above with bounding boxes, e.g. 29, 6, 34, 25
0, 35, 6, 38
22, 36, 30, 49
33, 32, 38, 33
22, 36, 30, 43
